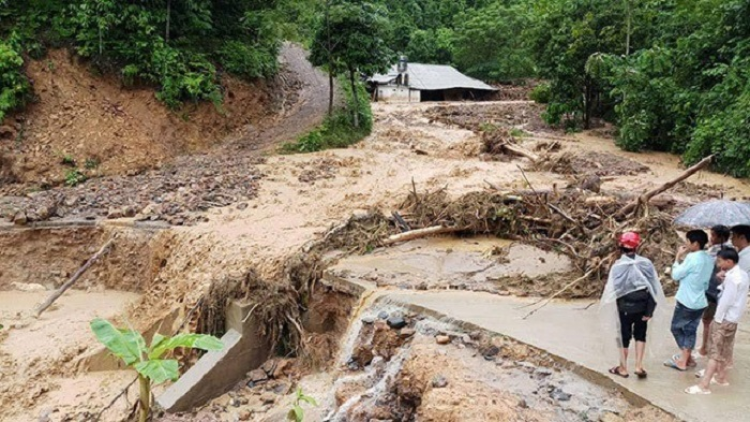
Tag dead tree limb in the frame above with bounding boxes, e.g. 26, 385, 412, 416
615, 155, 713, 219
547, 203, 587, 234
382, 225, 465, 246
391, 211, 411, 232
521, 265, 600, 319
34, 238, 115, 318
502, 144, 539, 162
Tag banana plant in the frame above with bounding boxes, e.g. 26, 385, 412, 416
91, 318, 223, 422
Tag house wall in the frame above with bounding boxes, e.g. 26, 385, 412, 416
376, 86, 420, 103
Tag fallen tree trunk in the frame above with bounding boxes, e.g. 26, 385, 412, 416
615, 155, 713, 219
502, 144, 539, 162
382, 225, 465, 246
34, 238, 115, 318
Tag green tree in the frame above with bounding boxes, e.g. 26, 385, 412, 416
452, 2, 534, 81
311, 0, 393, 128
405, 28, 453, 64
527, 0, 650, 128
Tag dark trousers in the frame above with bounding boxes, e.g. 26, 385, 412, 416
619, 311, 648, 348
670, 301, 705, 350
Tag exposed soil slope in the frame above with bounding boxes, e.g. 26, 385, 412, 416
0, 43, 329, 192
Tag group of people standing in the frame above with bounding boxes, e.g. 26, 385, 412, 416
602, 225, 750, 395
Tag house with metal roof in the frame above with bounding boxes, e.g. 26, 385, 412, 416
368, 58, 496, 103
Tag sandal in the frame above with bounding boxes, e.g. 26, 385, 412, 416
663, 358, 687, 371
634, 369, 648, 379
671, 353, 697, 368
685, 385, 711, 395
608, 366, 629, 378
711, 378, 730, 387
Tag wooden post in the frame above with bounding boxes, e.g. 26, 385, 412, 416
34, 238, 115, 318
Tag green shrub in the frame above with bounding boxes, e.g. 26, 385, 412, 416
0, 37, 31, 121
529, 83, 551, 104
218, 41, 279, 80
64, 168, 87, 186
281, 77, 372, 154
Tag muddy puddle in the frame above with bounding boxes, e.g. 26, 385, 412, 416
0, 290, 140, 364
327, 236, 572, 294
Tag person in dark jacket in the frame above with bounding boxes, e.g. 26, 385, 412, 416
601, 232, 665, 379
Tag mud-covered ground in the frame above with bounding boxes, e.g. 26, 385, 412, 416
3, 87, 750, 422
158, 305, 678, 422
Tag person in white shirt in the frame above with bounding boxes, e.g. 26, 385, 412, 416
686, 248, 750, 394
698, 225, 733, 358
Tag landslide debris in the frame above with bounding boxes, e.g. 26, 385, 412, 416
0, 152, 264, 226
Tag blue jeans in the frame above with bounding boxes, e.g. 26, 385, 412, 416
671, 301, 705, 350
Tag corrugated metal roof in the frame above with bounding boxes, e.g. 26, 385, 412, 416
369, 63, 496, 91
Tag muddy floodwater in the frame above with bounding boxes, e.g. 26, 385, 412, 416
327, 236, 573, 294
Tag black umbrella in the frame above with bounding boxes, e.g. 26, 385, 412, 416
674, 200, 750, 228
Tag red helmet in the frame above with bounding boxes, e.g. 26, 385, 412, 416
619, 232, 641, 249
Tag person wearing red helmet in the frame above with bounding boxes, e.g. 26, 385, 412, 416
601, 231, 664, 379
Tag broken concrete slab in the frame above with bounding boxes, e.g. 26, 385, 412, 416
157, 300, 272, 413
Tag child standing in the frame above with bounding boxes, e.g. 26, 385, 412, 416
686, 248, 749, 394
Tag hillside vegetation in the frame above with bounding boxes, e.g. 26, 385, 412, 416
2, 0, 750, 175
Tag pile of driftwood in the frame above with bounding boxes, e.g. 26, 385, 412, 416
379, 156, 713, 301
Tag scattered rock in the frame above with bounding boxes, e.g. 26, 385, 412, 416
260, 392, 276, 404
579, 174, 602, 193
432, 375, 449, 388
517, 399, 528, 409
236, 202, 249, 210
377, 310, 389, 320
386, 316, 407, 329
238, 409, 252, 421
361, 316, 375, 324
106, 206, 124, 219
37, 408, 52, 422
246, 368, 268, 387
399, 328, 416, 338
272, 359, 293, 379
550, 388, 572, 402
351, 344, 374, 367
373, 320, 388, 332
260, 360, 277, 377
435, 335, 451, 345
13, 211, 28, 225
482, 345, 500, 358
534, 367, 554, 378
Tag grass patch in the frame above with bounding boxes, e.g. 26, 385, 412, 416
280, 77, 372, 154
280, 112, 370, 153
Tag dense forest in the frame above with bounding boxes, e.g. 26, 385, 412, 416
1, 0, 750, 175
